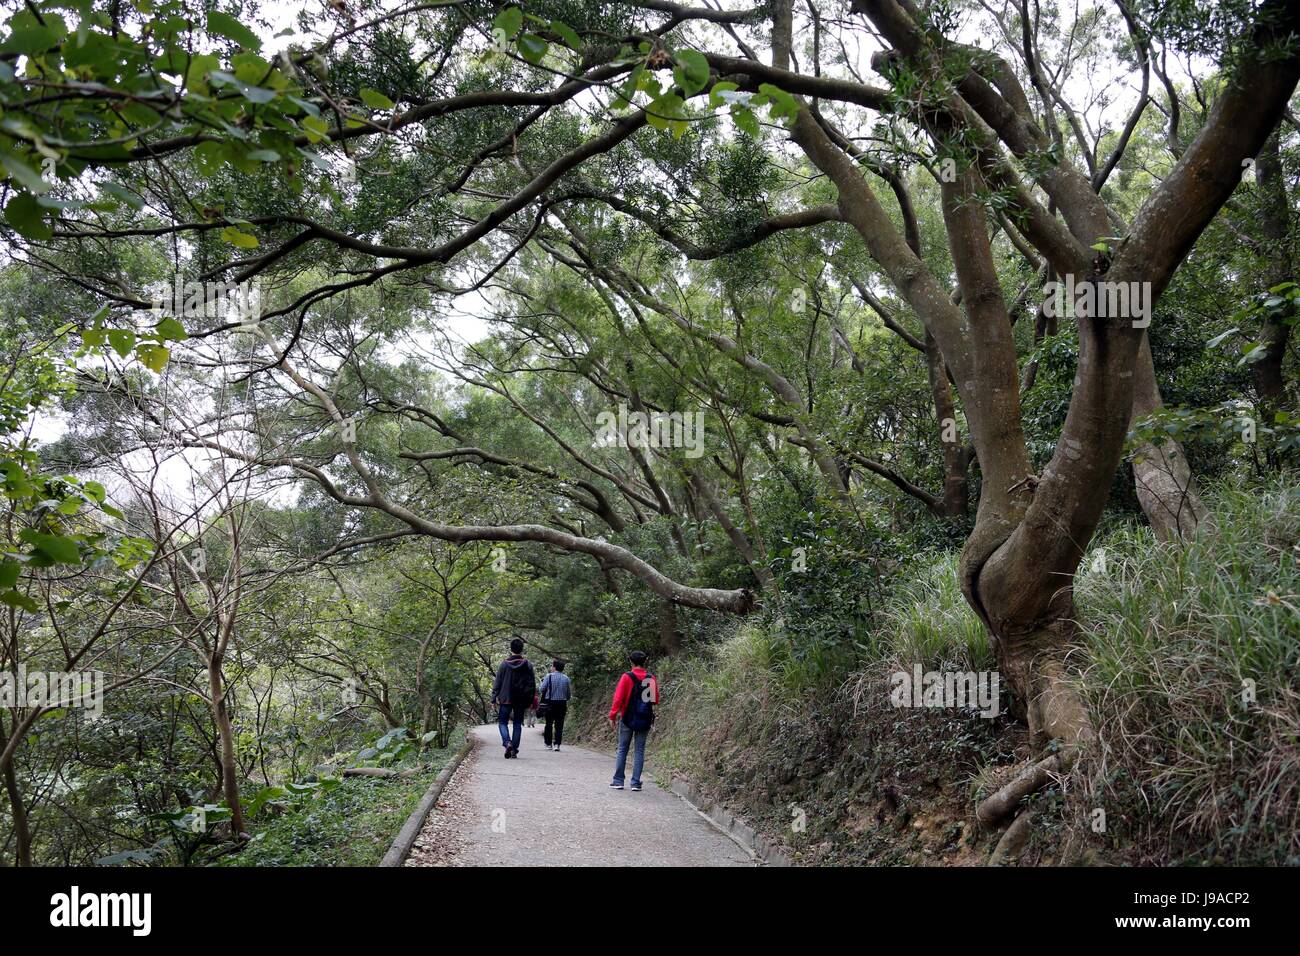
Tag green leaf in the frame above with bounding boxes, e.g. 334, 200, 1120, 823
549, 20, 581, 50
673, 49, 710, 97
757, 83, 798, 123
614, 65, 644, 109
100, 181, 144, 210
207, 11, 261, 50
0, 591, 38, 612
247, 785, 289, 817
708, 81, 740, 108
155, 317, 187, 341
1, 154, 52, 194
185, 53, 220, 94
19, 530, 81, 564
108, 329, 135, 358
232, 51, 273, 84
646, 93, 688, 138
731, 104, 760, 137
1205, 328, 1238, 349
360, 88, 395, 110
220, 226, 260, 249
0, 562, 19, 589
301, 115, 330, 143
136, 344, 170, 373
209, 70, 277, 104
517, 33, 548, 64
494, 6, 523, 40
287, 95, 321, 119
0, 11, 65, 56
4, 193, 52, 239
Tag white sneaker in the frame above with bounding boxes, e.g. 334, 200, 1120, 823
609, 782, 624, 790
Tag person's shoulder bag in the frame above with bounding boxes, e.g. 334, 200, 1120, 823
537, 676, 551, 717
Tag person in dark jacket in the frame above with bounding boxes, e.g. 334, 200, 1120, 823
491, 638, 536, 758
539, 660, 573, 751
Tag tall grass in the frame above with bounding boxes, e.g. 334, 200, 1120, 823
874, 552, 993, 672
652, 624, 795, 776
1074, 479, 1299, 863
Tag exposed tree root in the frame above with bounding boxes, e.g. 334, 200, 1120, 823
988, 809, 1035, 866
977, 631, 1094, 827
978, 753, 1061, 826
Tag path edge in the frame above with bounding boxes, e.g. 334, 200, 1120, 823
668, 776, 796, 867
380, 732, 475, 868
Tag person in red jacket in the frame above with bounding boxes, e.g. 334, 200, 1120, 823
608, 650, 658, 791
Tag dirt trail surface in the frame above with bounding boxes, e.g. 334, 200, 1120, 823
404, 724, 755, 866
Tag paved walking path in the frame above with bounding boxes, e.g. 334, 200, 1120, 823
405, 724, 754, 866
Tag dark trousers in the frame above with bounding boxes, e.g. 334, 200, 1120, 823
543, 701, 568, 746
497, 702, 526, 750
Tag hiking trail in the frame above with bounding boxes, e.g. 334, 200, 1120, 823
404, 724, 755, 866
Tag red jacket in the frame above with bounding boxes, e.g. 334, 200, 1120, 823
608, 667, 658, 721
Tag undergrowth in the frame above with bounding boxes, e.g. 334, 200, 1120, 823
653, 477, 1299, 865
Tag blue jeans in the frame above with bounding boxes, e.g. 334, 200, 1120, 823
497, 702, 526, 750
612, 723, 649, 787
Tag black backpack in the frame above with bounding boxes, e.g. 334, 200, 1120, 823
622, 671, 656, 730
509, 659, 535, 705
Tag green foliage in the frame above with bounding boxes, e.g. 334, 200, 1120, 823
213, 733, 461, 867
0, 321, 150, 611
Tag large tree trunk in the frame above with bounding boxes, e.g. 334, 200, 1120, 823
925, 330, 972, 518
1129, 335, 1213, 541
657, 599, 682, 655
968, 307, 1144, 751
